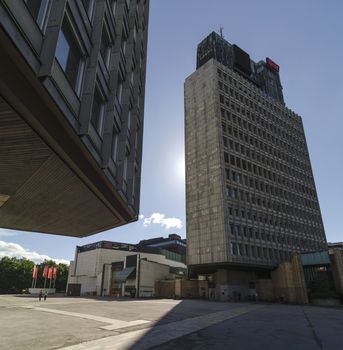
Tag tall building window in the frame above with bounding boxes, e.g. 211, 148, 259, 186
127, 110, 132, 133
116, 77, 123, 104
111, 127, 119, 162
123, 148, 130, 193
100, 25, 111, 68
111, 0, 117, 15
55, 16, 85, 95
81, 0, 94, 19
24, 0, 51, 30
91, 87, 105, 136
132, 164, 138, 205
123, 153, 129, 182
121, 30, 128, 56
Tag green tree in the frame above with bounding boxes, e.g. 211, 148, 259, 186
0, 257, 34, 293
55, 263, 69, 292
0, 257, 69, 293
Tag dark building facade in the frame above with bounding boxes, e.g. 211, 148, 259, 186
197, 32, 284, 104
185, 32, 327, 284
0, 0, 149, 236
138, 233, 187, 263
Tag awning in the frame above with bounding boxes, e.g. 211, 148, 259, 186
114, 266, 136, 283
301, 251, 331, 266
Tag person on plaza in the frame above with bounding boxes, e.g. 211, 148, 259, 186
44, 291, 48, 301
38, 290, 43, 302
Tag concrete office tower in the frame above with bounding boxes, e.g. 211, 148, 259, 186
0, 0, 149, 236
185, 32, 327, 285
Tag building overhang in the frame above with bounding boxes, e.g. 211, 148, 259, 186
0, 26, 136, 237
188, 261, 276, 278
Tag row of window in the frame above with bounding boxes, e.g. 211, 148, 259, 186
228, 204, 322, 235
21, 0, 146, 205
225, 168, 320, 222
219, 96, 308, 162
224, 152, 319, 211
226, 183, 321, 224
229, 223, 323, 246
222, 129, 311, 183
218, 80, 304, 142
226, 161, 314, 199
226, 166, 315, 207
221, 106, 309, 168
221, 120, 314, 187
217, 67, 302, 132
229, 242, 322, 261
226, 182, 320, 227
227, 200, 323, 234
54, 0, 144, 201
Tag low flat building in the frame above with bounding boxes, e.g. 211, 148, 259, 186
328, 242, 343, 252
67, 240, 186, 297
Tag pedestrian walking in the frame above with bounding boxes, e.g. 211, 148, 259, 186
38, 290, 43, 302
44, 291, 48, 301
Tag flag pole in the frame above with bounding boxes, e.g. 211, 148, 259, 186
53, 266, 57, 289
31, 265, 37, 288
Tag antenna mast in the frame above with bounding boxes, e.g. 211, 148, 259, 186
219, 26, 224, 38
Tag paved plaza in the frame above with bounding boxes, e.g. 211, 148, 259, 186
0, 295, 342, 350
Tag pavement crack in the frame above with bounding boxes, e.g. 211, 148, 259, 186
302, 307, 323, 350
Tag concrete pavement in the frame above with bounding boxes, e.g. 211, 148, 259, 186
0, 295, 342, 350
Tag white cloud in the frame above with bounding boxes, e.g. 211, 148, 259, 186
0, 241, 69, 265
0, 228, 18, 237
141, 213, 182, 230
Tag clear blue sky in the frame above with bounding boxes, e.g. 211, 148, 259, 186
0, 0, 342, 263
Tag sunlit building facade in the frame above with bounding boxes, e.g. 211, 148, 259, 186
185, 32, 327, 296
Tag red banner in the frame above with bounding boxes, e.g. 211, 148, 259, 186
48, 267, 53, 279
42, 265, 48, 278
32, 265, 38, 278
53, 267, 57, 279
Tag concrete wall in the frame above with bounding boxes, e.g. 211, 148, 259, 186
271, 254, 308, 304
155, 280, 175, 298
256, 279, 274, 301
332, 250, 343, 295
185, 60, 228, 266
67, 275, 97, 295
155, 280, 208, 299
139, 259, 170, 297
214, 269, 257, 301
75, 250, 98, 276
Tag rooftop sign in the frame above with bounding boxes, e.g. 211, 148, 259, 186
266, 57, 280, 72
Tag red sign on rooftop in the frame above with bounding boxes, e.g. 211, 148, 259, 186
266, 57, 280, 72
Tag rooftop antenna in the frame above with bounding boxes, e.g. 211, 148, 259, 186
219, 25, 224, 38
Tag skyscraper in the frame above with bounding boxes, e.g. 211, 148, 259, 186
185, 32, 326, 285
0, 0, 149, 236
